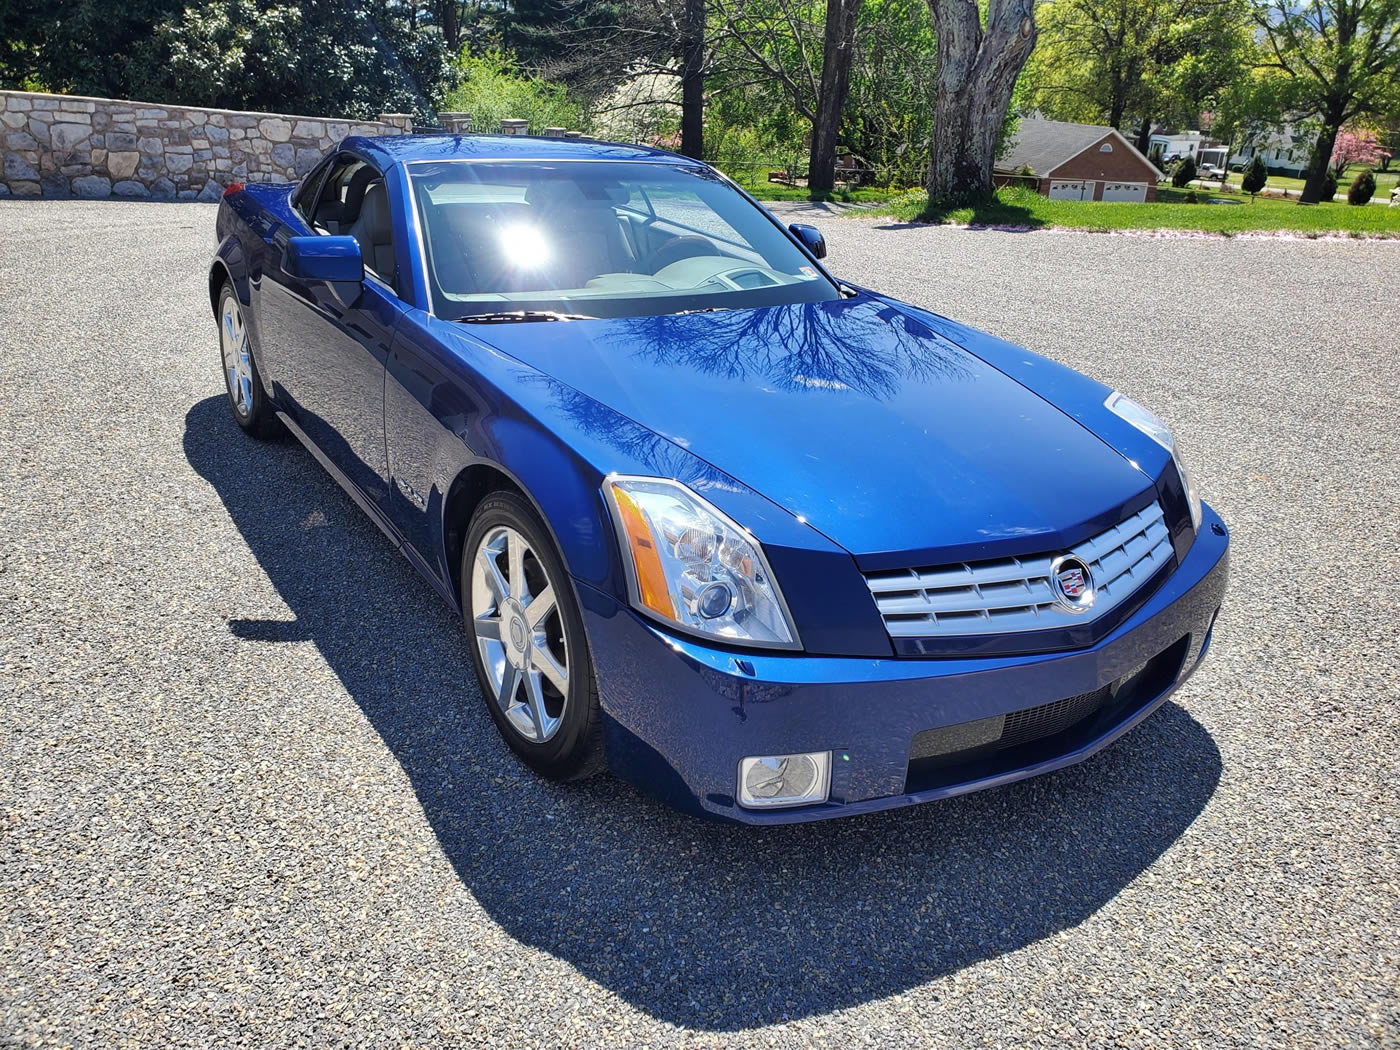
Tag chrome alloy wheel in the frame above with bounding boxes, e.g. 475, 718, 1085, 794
220, 294, 253, 418
471, 525, 570, 743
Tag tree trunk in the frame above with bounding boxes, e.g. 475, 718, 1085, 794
807, 0, 865, 193
438, 1, 461, 52
1135, 116, 1151, 155
680, 0, 706, 160
1301, 111, 1342, 204
925, 0, 1038, 205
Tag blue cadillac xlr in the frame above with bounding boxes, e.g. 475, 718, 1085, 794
209, 134, 1229, 823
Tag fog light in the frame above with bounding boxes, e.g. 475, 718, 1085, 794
737, 751, 831, 809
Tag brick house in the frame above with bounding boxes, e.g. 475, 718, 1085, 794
995, 118, 1166, 203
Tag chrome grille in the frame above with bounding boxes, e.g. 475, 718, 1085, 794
863, 502, 1172, 638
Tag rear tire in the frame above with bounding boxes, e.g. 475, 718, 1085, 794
462, 491, 605, 781
217, 281, 282, 439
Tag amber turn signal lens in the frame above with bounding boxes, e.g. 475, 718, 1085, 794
609, 483, 676, 619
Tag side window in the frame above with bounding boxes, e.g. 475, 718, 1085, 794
309, 155, 399, 293
292, 156, 333, 223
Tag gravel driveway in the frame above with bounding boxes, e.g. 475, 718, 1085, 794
1, 198, 1396, 1049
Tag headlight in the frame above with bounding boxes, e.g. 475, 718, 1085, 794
1105, 391, 1202, 531
603, 475, 801, 649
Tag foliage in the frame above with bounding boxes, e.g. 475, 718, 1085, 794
1, 0, 454, 120
1023, 0, 1255, 135
441, 48, 588, 131
1242, 154, 1268, 197
1172, 155, 1198, 187
886, 184, 1400, 236
1330, 127, 1389, 177
1348, 167, 1377, 204
1321, 170, 1339, 200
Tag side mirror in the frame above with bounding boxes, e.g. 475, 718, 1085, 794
788, 222, 827, 259
283, 235, 365, 283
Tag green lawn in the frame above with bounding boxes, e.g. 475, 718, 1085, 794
743, 183, 900, 204
884, 185, 1400, 237
1203, 168, 1399, 202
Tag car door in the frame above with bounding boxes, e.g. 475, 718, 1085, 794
258, 153, 408, 509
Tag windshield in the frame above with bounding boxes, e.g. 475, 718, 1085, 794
407, 160, 840, 320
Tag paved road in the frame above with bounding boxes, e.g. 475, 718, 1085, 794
1, 198, 1397, 1049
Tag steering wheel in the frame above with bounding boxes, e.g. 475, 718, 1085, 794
639, 236, 715, 274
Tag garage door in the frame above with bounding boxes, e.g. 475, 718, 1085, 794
1048, 180, 1091, 201
1101, 181, 1148, 202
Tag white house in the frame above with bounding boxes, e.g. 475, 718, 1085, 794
1234, 124, 1313, 177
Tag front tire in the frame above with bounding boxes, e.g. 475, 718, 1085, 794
462, 491, 604, 780
217, 281, 282, 438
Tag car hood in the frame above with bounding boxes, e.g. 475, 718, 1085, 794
470, 295, 1154, 565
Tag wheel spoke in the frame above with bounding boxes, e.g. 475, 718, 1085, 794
533, 644, 568, 695
474, 614, 504, 642
524, 670, 554, 740
477, 547, 509, 606
497, 663, 521, 712
524, 585, 555, 628
507, 533, 526, 599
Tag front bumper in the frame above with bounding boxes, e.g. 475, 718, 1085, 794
576, 504, 1230, 825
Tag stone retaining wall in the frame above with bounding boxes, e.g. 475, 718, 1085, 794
0, 90, 414, 201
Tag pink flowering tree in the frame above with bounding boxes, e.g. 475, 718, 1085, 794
1330, 128, 1389, 178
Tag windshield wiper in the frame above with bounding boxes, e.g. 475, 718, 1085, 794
455, 310, 597, 324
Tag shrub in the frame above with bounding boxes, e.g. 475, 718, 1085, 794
1184, 190, 1200, 204
1171, 156, 1197, 188
1320, 171, 1339, 201
441, 49, 587, 135
1241, 155, 1268, 199
1348, 167, 1377, 205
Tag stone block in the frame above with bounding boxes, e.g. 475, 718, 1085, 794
1, 111, 26, 130
0, 181, 8, 196
113, 179, 149, 197
206, 124, 229, 144
167, 152, 194, 174
292, 120, 325, 138
212, 145, 230, 159
59, 99, 96, 113
232, 162, 247, 177
92, 148, 106, 167
150, 176, 176, 199
32, 97, 60, 110
259, 118, 292, 142
50, 122, 91, 150
3, 153, 38, 179
178, 189, 198, 200
187, 110, 207, 125
8, 96, 32, 110
294, 147, 320, 174
230, 128, 246, 140
207, 113, 226, 127
106, 132, 138, 151
92, 110, 109, 130
137, 136, 162, 154
270, 142, 295, 168
41, 172, 69, 196
91, 133, 105, 148
72, 174, 110, 197
229, 115, 258, 128
197, 179, 222, 202
5, 130, 37, 150
136, 108, 168, 120
195, 148, 212, 160
9, 179, 41, 196
163, 128, 190, 146
107, 151, 140, 179
166, 143, 194, 154
29, 121, 49, 146
327, 122, 349, 140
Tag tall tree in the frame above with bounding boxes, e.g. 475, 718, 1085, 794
1025, 0, 1254, 151
1254, 0, 1400, 203
808, 0, 864, 190
925, 0, 1038, 204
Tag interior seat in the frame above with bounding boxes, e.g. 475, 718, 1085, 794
348, 181, 396, 286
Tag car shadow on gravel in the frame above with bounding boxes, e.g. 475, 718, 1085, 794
185, 396, 1222, 1033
